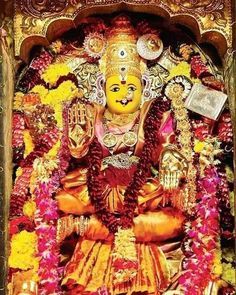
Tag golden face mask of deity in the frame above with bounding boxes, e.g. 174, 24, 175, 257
106, 75, 142, 114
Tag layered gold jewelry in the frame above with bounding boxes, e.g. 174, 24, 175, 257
103, 109, 139, 126
102, 117, 139, 150
164, 76, 197, 211
159, 145, 188, 191
56, 215, 74, 243
102, 153, 139, 169
74, 215, 89, 237
56, 215, 90, 243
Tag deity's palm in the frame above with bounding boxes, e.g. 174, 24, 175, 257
68, 101, 95, 157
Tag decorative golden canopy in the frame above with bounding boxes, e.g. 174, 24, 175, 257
14, 0, 233, 61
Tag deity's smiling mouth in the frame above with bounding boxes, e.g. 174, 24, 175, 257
116, 98, 133, 106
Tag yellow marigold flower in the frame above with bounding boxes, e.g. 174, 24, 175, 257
13, 92, 24, 110
23, 130, 35, 157
168, 61, 200, 83
29, 171, 37, 195
194, 140, 205, 153
47, 139, 61, 158
16, 167, 23, 178
213, 249, 222, 276
30, 85, 48, 100
41, 63, 71, 86
9, 231, 38, 271
222, 263, 236, 285
23, 200, 36, 219
50, 39, 63, 54
41, 80, 78, 127
229, 192, 234, 216
43, 81, 77, 104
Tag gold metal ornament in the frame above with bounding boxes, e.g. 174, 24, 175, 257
18, 281, 38, 295
102, 153, 139, 169
137, 34, 163, 60
159, 146, 188, 191
83, 32, 106, 59
102, 132, 118, 148
100, 15, 143, 81
122, 131, 138, 147
164, 76, 197, 211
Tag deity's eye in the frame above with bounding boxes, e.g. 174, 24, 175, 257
128, 84, 137, 92
110, 85, 120, 92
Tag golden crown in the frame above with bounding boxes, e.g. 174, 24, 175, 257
102, 16, 142, 80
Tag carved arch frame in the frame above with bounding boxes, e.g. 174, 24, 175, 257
0, 0, 235, 294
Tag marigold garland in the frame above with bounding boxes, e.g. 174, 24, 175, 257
41, 63, 71, 86
32, 80, 80, 127
9, 230, 39, 271
30, 84, 49, 100
23, 130, 35, 157
23, 200, 36, 219
167, 61, 200, 83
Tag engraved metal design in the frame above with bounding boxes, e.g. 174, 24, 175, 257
83, 32, 107, 59
137, 34, 163, 61
102, 133, 118, 148
19, 0, 68, 18
142, 63, 169, 103
102, 153, 139, 169
122, 131, 138, 147
73, 62, 104, 104
14, 0, 233, 61
169, 0, 226, 26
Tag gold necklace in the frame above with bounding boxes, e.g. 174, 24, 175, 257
103, 109, 139, 126
102, 117, 139, 149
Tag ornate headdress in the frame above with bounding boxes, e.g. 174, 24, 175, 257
78, 15, 166, 105
101, 15, 142, 82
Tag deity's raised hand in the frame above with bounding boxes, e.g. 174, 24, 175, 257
68, 99, 95, 158
159, 145, 188, 191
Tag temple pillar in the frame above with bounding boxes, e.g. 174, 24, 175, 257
0, 1, 14, 294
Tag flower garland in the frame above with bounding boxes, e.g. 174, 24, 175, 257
17, 49, 53, 92
31, 80, 80, 127
12, 111, 25, 164
87, 97, 170, 283
33, 105, 71, 294
179, 167, 220, 294
41, 63, 71, 87
11, 58, 77, 291
10, 167, 33, 218
9, 230, 39, 272
87, 97, 170, 232
34, 182, 60, 294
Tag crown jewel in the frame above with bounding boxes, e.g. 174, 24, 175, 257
102, 15, 142, 81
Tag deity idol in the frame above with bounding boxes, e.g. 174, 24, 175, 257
9, 13, 235, 295
55, 16, 207, 294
